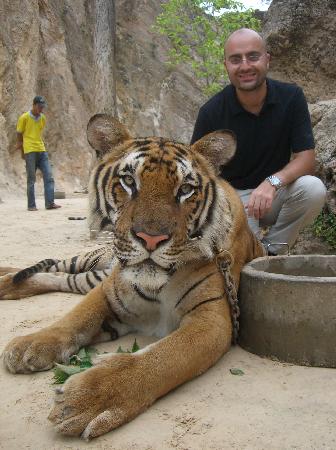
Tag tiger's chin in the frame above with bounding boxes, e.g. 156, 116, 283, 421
121, 259, 170, 291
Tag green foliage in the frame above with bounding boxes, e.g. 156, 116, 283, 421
312, 209, 336, 249
154, 0, 261, 95
116, 338, 140, 354
53, 347, 97, 384
52, 340, 141, 384
230, 367, 245, 375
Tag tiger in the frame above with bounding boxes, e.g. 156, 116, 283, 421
2, 114, 264, 440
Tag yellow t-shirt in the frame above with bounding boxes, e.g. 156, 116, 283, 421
16, 111, 46, 153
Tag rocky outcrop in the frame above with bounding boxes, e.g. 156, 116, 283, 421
0, 0, 205, 196
0, 0, 117, 194
115, 0, 204, 142
263, 0, 336, 102
310, 100, 336, 214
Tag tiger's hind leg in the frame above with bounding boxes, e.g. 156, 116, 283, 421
13, 247, 110, 284
0, 247, 113, 300
0, 269, 112, 300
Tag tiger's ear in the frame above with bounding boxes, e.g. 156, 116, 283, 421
87, 114, 131, 159
191, 130, 236, 175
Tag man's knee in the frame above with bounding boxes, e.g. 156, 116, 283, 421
291, 175, 326, 207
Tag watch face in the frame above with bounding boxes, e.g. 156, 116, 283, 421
267, 176, 282, 189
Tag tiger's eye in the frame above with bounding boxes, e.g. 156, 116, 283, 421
123, 175, 135, 186
180, 183, 193, 195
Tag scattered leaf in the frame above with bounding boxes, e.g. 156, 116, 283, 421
116, 338, 140, 354
52, 347, 96, 384
230, 368, 244, 376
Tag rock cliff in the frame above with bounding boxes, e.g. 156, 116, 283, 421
0, 0, 205, 195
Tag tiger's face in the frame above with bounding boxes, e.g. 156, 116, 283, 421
87, 115, 236, 289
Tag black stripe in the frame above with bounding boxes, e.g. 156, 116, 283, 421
85, 273, 96, 289
184, 295, 224, 315
102, 167, 114, 215
175, 272, 217, 308
131, 139, 153, 147
72, 275, 82, 293
193, 182, 210, 232
66, 275, 72, 291
70, 256, 79, 274
135, 152, 149, 159
94, 164, 105, 213
192, 179, 217, 238
205, 179, 217, 225
114, 284, 138, 316
197, 173, 203, 192
101, 217, 111, 230
133, 284, 159, 303
104, 301, 123, 324
91, 271, 103, 283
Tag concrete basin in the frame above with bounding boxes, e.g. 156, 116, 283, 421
239, 255, 336, 367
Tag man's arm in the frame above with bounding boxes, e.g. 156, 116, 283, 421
248, 87, 316, 220
16, 132, 25, 159
247, 150, 315, 220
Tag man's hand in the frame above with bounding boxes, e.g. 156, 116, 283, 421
247, 180, 276, 219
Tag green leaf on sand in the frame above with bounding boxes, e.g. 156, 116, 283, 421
230, 368, 245, 376
52, 340, 140, 384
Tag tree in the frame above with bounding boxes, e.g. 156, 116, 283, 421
154, 0, 261, 95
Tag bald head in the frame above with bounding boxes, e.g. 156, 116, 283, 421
223, 28, 270, 93
224, 28, 266, 57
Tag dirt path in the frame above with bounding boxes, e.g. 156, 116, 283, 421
0, 195, 335, 450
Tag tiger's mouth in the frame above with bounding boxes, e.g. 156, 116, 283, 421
137, 258, 175, 273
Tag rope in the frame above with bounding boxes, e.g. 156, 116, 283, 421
215, 249, 239, 345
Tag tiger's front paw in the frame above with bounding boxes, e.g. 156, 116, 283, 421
3, 331, 76, 373
49, 354, 151, 439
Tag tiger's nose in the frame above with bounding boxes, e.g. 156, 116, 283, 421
135, 231, 170, 251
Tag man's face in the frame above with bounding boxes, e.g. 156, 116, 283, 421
32, 103, 45, 115
224, 33, 270, 92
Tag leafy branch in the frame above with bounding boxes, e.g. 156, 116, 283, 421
154, 0, 261, 95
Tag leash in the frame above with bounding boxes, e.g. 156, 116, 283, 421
215, 249, 239, 345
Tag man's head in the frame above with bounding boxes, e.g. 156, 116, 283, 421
224, 28, 270, 92
32, 95, 47, 115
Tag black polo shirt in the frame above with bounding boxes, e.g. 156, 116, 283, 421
190, 78, 314, 189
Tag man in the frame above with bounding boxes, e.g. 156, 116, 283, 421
191, 28, 326, 254
16, 95, 61, 211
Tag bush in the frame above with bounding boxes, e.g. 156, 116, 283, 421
312, 209, 336, 249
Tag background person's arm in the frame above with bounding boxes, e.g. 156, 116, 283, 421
16, 132, 24, 159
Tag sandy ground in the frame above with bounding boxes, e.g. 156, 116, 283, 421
0, 195, 335, 450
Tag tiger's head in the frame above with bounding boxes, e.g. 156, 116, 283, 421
87, 114, 236, 289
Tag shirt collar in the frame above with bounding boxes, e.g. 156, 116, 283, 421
228, 78, 279, 116
29, 110, 42, 121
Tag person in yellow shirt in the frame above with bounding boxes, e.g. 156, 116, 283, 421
16, 96, 61, 211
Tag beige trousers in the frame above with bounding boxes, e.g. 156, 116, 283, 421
236, 175, 327, 254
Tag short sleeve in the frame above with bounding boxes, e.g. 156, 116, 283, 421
16, 114, 26, 133
290, 88, 315, 152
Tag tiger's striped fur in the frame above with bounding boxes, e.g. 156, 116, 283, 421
0, 247, 114, 299
3, 114, 264, 440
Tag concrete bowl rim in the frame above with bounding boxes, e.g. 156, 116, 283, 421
242, 254, 336, 283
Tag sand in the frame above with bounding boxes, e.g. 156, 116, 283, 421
0, 195, 335, 450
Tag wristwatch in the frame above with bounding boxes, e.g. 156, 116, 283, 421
266, 175, 282, 190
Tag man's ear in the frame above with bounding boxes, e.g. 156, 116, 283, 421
87, 114, 131, 159
191, 130, 236, 175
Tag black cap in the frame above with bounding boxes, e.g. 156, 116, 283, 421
33, 95, 47, 106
